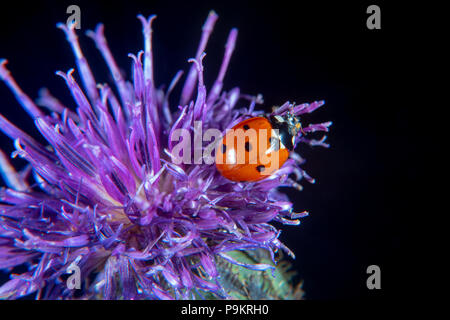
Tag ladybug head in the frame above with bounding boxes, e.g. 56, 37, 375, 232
269, 112, 304, 151
284, 112, 304, 137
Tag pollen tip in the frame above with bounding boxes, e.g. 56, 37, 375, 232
0, 59, 9, 80
86, 23, 105, 43
95, 23, 105, 34
137, 14, 157, 27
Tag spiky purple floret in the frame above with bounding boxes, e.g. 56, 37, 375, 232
0, 11, 330, 299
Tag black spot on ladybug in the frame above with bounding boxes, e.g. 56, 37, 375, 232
269, 137, 280, 151
221, 144, 227, 153
245, 141, 252, 152
256, 165, 265, 172
243, 124, 250, 130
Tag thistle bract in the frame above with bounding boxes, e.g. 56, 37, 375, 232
0, 12, 331, 299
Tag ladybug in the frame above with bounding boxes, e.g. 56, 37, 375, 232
215, 112, 303, 182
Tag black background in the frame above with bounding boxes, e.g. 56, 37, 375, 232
0, 0, 424, 300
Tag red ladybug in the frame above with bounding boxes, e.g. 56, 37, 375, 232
216, 112, 303, 182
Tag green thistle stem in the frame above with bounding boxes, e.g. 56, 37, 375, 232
213, 249, 303, 300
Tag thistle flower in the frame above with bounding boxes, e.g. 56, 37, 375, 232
0, 11, 331, 300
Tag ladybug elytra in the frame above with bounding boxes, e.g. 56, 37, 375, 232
215, 112, 303, 182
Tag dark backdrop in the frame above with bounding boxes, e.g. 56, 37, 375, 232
0, 0, 422, 300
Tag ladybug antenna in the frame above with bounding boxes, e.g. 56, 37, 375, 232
297, 121, 306, 136
288, 101, 296, 113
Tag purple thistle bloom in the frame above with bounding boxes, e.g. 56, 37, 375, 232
0, 11, 331, 299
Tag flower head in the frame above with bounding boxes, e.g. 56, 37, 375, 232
0, 11, 331, 299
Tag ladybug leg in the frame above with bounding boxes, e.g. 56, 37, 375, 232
298, 122, 306, 136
